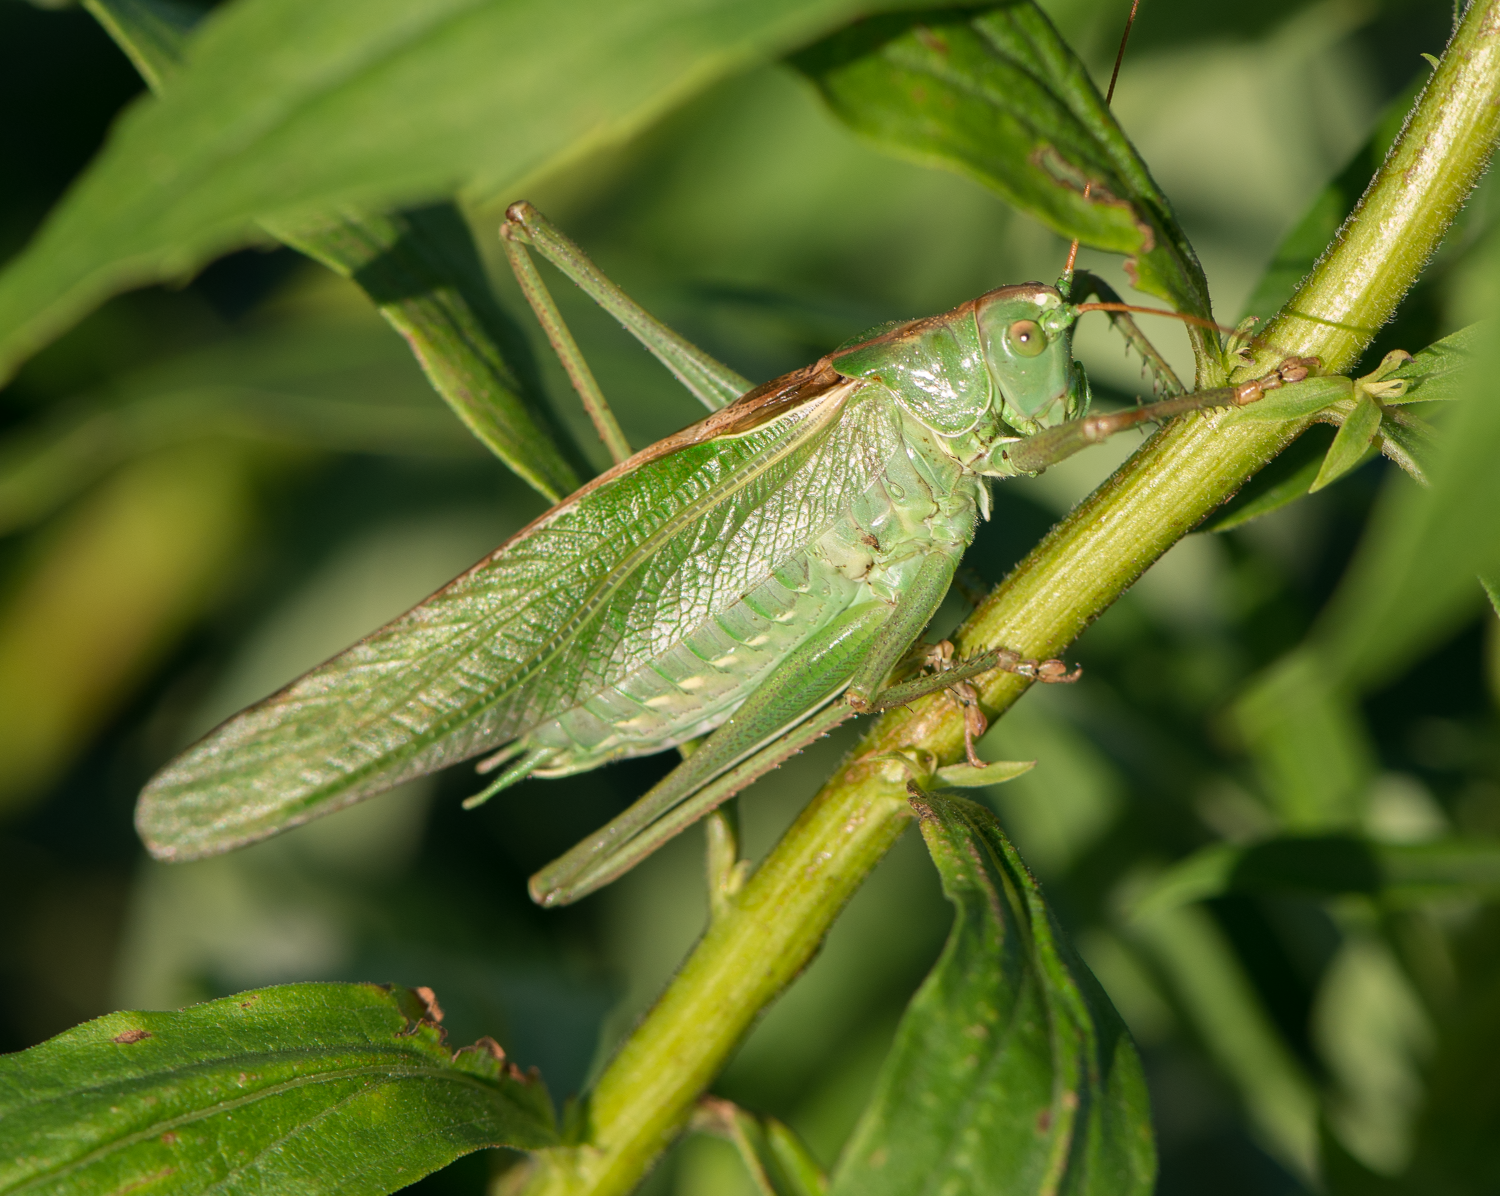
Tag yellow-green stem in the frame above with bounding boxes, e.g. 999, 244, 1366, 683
521, 6, 1500, 1192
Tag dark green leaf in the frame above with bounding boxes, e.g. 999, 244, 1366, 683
1320, 1122, 1411, 1196
1314, 233, 1500, 691
0, 0, 933, 387
1309, 392, 1383, 492
0, 339, 486, 538
82, 0, 197, 90
792, 4, 1212, 354
1131, 834, 1500, 918
0, 982, 555, 1196
1230, 650, 1375, 831
87, 0, 581, 502
831, 791, 1153, 1196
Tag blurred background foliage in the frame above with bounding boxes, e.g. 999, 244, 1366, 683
1, 0, 1497, 1193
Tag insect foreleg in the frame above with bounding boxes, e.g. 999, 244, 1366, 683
503, 202, 750, 412
1004, 358, 1322, 475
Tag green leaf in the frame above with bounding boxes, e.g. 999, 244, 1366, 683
934, 758, 1035, 787
1131, 834, 1500, 918
792, 4, 1213, 349
1127, 903, 1316, 1176
0, 0, 933, 387
1314, 231, 1500, 691
1309, 391, 1383, 492
86, 0, 581, 503
1224, 374, 1353, 423
1386, 321, 1484, 404
1230, 650, 1375, 832
831, 791, 1153, 1196
82, 0, 198, 90
270, 205, 583, 502
0, 982, 556, 1196
693, 1098, 829, 1196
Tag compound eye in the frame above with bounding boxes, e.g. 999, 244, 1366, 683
1008, 319, 1048, 357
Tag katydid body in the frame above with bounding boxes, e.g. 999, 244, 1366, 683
135, 204, 1282, 906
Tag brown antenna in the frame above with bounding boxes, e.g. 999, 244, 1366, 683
1062, 0, 1142, 280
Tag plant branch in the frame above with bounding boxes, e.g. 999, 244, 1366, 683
519, 6, 1500, 1193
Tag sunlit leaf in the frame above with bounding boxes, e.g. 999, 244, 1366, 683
0, 0, 940, 386
0, 982, 556, 1196
831, 791, 1153, 1196
86, 0, 581, 502
792, 3, 1212, 347
1224, 375, 1352, 423
935, 758, 1034, 787
1386, 322, 1483, 404
1309, 391, 1382, 492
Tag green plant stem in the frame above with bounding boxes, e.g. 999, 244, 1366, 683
520, 7, 1500, 1193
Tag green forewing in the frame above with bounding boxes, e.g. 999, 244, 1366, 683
830, 791, 1154, 1196
137, 379, 900, 860
0, 982, 556, 1196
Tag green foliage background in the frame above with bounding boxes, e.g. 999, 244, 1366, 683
1, 1, 1496, 1193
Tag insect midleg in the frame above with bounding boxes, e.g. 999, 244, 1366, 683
503, 201, 751, 412
528, 602, 892, 906
500, 226, 633, 464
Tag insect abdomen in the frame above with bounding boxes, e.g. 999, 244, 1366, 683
528, 552, 864, 774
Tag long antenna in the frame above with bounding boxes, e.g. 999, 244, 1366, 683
1062, 0, 1142, 281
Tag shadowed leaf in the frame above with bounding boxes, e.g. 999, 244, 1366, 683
1132, 834, 1500, 918
793, 3, 1213, 363
693, 1098, 829, 1196
830, 790, 1153, 1196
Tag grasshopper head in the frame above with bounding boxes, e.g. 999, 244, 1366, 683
974, 284, 1086, 435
